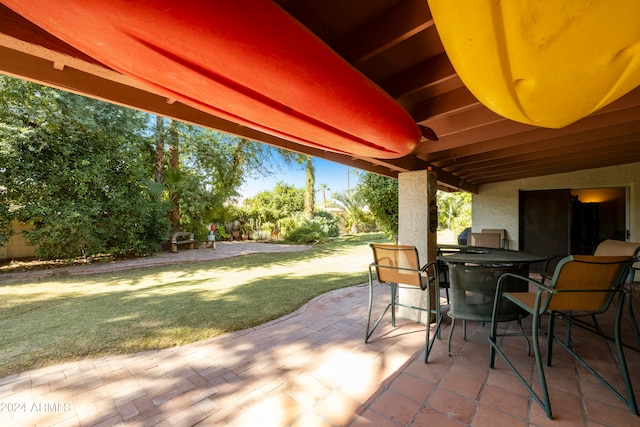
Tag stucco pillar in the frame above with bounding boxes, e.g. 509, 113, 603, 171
397, 169, 438, 322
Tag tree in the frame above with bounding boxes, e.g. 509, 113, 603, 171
437, 191, 472, 234
167, 119, 181, 232
333, 188, 367, 233
243, 183, 305, 224
154, 115, 165, 186
304, 156, 314, 219
0, 76, 169, 259
171, 125, 277, 239
319, 183, 330, 207
358, 172, 398, 240
276, 152, 316, 219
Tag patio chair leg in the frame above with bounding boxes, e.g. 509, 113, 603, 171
391, 283, 397, 327
625, 287, 640, 350
546, 314, 555, 366
424, 287, 443, 363
532, 312, 554, 419
488, 294, 553, 418
365, 270, 394, 343
615, 291, 639, 415
613, 289, 638, 415
447, 314, 456, 356
365, 273, 374, 343
551, 292, 638, 416
563, 311, 573, 346
516, 318, 531, 356
365, 302, 393, 343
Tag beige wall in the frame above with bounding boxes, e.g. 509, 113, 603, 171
1, 221, 36, 260
399, 170, 428, 259
472, 161, 640, 250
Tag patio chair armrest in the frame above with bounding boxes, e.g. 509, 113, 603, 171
497, 272, 547, 287
419, 260, 437, 272
496, 272, 554, 294
493, 273, 555, 316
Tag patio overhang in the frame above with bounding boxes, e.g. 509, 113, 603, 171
1, 1, 640, 195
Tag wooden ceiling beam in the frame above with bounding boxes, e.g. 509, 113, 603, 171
446, 134, 640, 176
472, 154, 640, 184
437, 119, 640, 170
335, 0, 434, 64
423, 105, 507, 138
408, 86, 481, 124
465, 147, 640, 183
423, 105, 640, 161
379, 53, 456, 99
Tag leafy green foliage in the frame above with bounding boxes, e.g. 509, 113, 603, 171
333, 188, 371, 234
356, 172, 471, 238
160, 122, 278, 239
286, 219, 327, 244
0, 203, 10, 247
0, 76, 169, 259
358, 173, 398, 239
243, 183, 305, 223
437, 191, 472, 235
283, 210, 340, 244
312, 210, 340, 237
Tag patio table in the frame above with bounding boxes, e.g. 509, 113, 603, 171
438, 248, 547, 324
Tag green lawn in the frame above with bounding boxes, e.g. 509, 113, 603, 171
0, 233, 388, 377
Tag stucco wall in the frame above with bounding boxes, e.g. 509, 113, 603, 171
1, 220, 36, 260
472, 161, 640, 250
397, 170, 431, 323
399, 170, 429, 259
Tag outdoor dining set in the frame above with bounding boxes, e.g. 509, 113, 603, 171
364, 236, 640, 420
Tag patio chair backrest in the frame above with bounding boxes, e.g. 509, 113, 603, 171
593, 239, 640, 257
593, 239, 640, 282
546, 255, 634, 312
482, 228, 508, 249
469, 232, 502, 249
370, 244, 423, 288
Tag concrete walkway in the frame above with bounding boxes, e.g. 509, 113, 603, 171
0, 241, 311, 282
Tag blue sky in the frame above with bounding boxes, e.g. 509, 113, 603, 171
240, 158, 362, 202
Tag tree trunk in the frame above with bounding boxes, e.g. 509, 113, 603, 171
154, 115, 164, 188
320, 183, 329, 207
305, 156, 315, 219
168, 119, 180, 232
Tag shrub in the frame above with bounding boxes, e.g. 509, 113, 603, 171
313, 210, 340, 237
286, 220, 327, 244
252, 229, 270, 241
214, 227, 228, 241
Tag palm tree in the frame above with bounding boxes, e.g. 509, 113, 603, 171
320, 183, 330, 207
333, 188, 366, 233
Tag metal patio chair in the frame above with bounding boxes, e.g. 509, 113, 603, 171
488, 255, 638, 419
541, 240, 640, 350
365, 243, 443, 363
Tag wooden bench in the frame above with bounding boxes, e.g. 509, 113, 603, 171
171, 232, 197, 253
